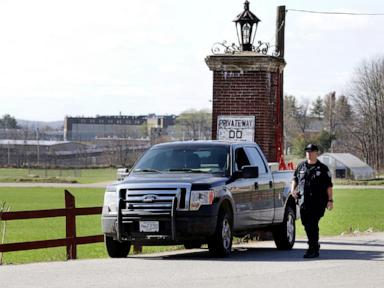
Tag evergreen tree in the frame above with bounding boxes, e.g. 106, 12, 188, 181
0, 114, 18, 129
336, 95, 353, 127
310, 96, 324, 119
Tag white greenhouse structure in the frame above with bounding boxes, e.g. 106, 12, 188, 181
318, 153, 375, 180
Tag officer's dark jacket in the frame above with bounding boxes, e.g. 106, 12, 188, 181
293, 160, 333, 216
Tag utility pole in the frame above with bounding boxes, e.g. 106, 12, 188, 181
275, 6, 286, 161
276, 6, 286, 58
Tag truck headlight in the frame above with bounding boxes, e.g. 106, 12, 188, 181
190, 190, 215, 211
102, 186, 117, 215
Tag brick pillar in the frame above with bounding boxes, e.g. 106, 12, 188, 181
205, 52, 285, 162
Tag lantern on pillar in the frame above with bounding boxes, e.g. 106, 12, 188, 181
233, 0, 261, 51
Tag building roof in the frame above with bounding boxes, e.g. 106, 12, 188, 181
0, 139, 72, 146
319, 153, 375, 180
320, 153, 370, 168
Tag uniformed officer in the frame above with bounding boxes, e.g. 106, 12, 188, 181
291, 144, 334, 258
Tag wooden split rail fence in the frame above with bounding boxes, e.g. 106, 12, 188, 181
0, 190, 104, 260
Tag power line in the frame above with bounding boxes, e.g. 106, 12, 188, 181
287, 9, 384, 16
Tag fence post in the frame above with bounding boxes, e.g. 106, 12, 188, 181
65, 190, 77, 260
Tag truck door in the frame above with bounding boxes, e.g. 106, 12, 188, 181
228, 147, 255, 229
244, 146, 275, 225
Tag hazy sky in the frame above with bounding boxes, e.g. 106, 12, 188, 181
1, 0, 384, 121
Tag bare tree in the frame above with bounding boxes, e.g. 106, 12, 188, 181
111, 127, 144, 167
175, 109, 212, 140
348, 56, 384, 171
295, 101, 310, 139
323, 92, 337, 142
283, 95, 300, 154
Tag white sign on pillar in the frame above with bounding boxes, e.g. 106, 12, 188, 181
217, 115, 255, 142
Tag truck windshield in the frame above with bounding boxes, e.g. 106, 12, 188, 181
133, 145, 229, 175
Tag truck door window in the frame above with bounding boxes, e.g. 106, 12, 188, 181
244, 147, 268, 174
235, 148, 250, 170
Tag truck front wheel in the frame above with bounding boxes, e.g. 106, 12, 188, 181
208, 210, 233, 257
105, 235, 131, 258
272, 206, 296, 250
184, 242, 203, 249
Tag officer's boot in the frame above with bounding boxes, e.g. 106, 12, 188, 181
303, 244, 320, 258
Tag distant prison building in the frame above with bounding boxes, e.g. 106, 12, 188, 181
0, 139, 89, 167
0, 138, 151, 167
64, 115, 176, 141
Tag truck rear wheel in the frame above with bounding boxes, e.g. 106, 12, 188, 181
208, 210, 233, 257
272, 206, 296, 250
105, 235, 131, 258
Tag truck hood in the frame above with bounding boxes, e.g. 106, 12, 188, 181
118, 172, 228, 188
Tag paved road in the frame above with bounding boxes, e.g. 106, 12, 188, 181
1, 233, 383, 288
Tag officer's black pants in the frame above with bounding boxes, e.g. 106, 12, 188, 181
300, 208, 322, 251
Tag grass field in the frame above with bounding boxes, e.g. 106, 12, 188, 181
0, 187, 182, 264
333, 178, 384, 186
0, 187, 383, 264
2, 167, 384, 186
0, 168, 117, 184
295, 188, 384, 236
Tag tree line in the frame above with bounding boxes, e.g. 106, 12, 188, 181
2, 54, 383, 172
284, 55, 384, 171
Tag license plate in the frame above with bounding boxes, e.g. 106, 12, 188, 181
139, 221, 159, 232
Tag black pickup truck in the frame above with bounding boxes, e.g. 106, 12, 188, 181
102, 141, 296, 257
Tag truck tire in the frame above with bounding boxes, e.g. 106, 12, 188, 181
272, 206, 296, 250
105, 235, 131, 258
184, 242, 203, 249
208, 210, 233, 257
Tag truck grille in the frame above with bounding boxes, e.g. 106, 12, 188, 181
121, 186, 189, 213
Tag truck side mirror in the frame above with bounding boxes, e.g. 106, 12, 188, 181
117, 168, 130, 181
241, 166, 259, 178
